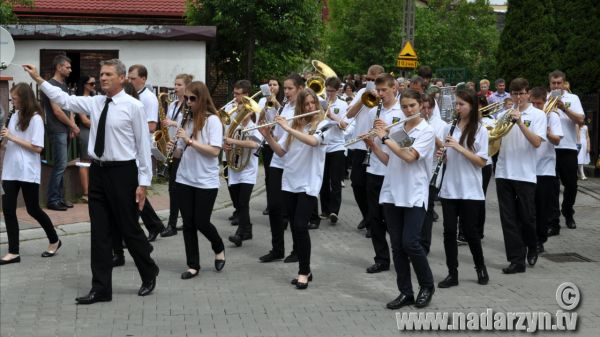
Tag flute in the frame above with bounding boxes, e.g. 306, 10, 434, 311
242, 109, 321, 133
344, 113, 421, 146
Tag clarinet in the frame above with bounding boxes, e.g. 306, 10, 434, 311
0, 104, 15, 141
254, 98, 287, 157
363, 99, 383, 167
430, 114, 459, 190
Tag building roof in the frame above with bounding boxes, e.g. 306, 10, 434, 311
14, 0, 186, 18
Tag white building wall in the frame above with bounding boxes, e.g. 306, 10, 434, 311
4, 40, 206, 87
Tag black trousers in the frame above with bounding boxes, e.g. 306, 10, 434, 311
263, 145, 273, 203
167, 158, 181, 227
350, 149, 369, 221
177, 183, 224, 271
2, 180, 59, 254
345, 149, 353, 179
113, 198, 164, 255
319, 150, 345, 215
383, 204, 434, 296
283, 191, 314, 275
366, 173, 389, 266
549, 175, 561, 230
421, 185, 437, 254
88, 161, 157, 295
441, 198, 485, 275
536, 175, 559, 243
496, 178, 537, 265
555, 149, 578, 219
223, 160, 236, 214
230, 183, 254, 235
478, 164, 493, 238
267, 167, 286, 255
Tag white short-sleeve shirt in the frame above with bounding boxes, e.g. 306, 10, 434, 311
166, 100, 185, 139
227, 123, 262, 185
346, 88, 372, 151
439, 124, 489, 200
138, 88, 159, 125
481, 116, 496, 165
553, 92, 584, 151
536, 112, 563, 176
269, 103, 296, 169
379, 119, 435, 209
366, 102, 405, 176
2, 113, 45, 184
280, 121, 328, 196
176, 114, 223, 189
495, 104, 547, 183
324, 98, 349, 153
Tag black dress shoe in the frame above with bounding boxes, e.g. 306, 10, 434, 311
0, 256, 21, 265
415, 286, 435, 308
502, 263, 525, 274
537, 243, 545, 254
147, 231, 160, 242
365, 228, 372, 238
386, 293, 415, 309
61, 200, 74, 208
283, 252, 298, 263
319, 212, 330, 219
259, 251, 284, 263
215, 250, 226, 271
228, 213, 237, 221
228, 233, 252, 247
527, 250, 538, 266
41, 240, 62, 257
476, 265, 489, 285
357, 219, 367, 230
547, 226, 560, 237
262, 207, 269, 215
366, 263, 390, 274
438, 274, 459, 288
308, 222, 320, 230
566, 217, 576, 229
76, 291, 112, 305
138, 269, 158, 296
160, 225, 177, 237
47, 202, 67, 211
112, 254, 125, 267
291, 273, 313, 285
329, 213, 338, 224
181, 269, 199, 280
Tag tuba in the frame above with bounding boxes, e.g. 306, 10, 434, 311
151, 92, 171, 160
306, 60, 337, 96
225, 96, 261, 172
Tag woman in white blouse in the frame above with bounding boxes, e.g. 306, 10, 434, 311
171, 81, 225, 279
1, 83, 61, 265
259, 88, 327, 289
437, 89, 489, 288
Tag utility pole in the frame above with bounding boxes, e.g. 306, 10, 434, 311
401, 0, 416, 77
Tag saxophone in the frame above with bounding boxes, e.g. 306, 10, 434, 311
151, 92, 172, 160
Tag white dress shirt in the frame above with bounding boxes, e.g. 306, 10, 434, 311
269, 103, 296, 169
552, 92, 584, 151
40, 81, 153, 186
346, 88, 372, 151
366, 101, 405, 176
2, 113, 45, 184
323, 98, 349, 153
138, 87, 159, 125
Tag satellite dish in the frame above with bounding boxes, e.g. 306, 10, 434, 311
0, 27, 16, 70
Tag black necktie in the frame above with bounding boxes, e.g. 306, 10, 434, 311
94, 97, 112, 158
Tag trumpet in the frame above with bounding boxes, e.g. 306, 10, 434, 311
242, 110, 321, 133
344, 113, 421, 146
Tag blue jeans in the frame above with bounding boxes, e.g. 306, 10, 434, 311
47, 132, 68, 204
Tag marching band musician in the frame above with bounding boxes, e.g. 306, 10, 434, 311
495, 78, 547, 274
548, 70, 585, 230
364, 73, 404, 275
365, 89, 435, 309
437, 89, 489, 288
259, 88, 328, 289
477, 96, 496, 240
225, 110, 263, 247
529, 87, 563, 253
319, 77, 349, 225
259, 73, 304, 263
172, 81, 226, 280
160, 73, 193, 237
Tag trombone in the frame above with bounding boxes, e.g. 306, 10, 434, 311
242, 110, 321, 133
480, 101, 504, 116
344, 113, 421, 146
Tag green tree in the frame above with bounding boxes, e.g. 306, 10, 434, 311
415, 0, 499, 83
0, 0, 34, 24
185, 0, 322, 91
496, 0, 559, 88
323, 0, 404, 76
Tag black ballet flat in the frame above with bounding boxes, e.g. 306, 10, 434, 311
181, 269, 199, 280
41, 240, 62, 258
291, 273, 313, 285
0, 256, 21, 265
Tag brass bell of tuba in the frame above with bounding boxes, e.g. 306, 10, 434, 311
225, 96, 261, 172
306, 60, 337, 96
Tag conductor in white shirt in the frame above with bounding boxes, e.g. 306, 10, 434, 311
24, 60, 159, 304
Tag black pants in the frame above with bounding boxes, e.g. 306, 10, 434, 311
113, 198, 164, 255
350, 149, 369, 221
267, 167, 286, 255
177, 183, 224, 271
458, 164, 492, 240
2, 180, 59, 254
366, 173, 389, 266
167, 158, 181, 227
555, 149, 578, 219
496, 178, 537, 266
230, 183, 254, 235
223, 160, 236, 214
536, 175, 559, 243
421, 185, 437, 254
283, 191, 314, 275
441, 198, 485, 275
263, 145, 273, 203
549, 176, 561, 230
320, 150, 345, 215
383, 204, 434, 296
88, 161, 157, 295
345, 149, 353, 179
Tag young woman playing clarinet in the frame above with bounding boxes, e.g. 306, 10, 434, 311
1, 83, 62, 265
437, 89, 489, 288
172, 81, 226, 279
365, 89, 435, 309
259, 88, 327, 289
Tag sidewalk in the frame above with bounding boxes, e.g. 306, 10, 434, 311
1, 172, 599, 337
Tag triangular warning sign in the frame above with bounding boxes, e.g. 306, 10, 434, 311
398, 41, 417, 59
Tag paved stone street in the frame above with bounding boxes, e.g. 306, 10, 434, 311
1, 173, 599, 337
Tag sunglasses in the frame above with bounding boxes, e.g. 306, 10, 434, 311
184, 95, 197, 102
87, 82, 95, 86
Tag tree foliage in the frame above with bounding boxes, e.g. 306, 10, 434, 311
185, 0, 322, 90
0, 0, 34, 24
322, 0, 404, 76
415, 0, 499, 83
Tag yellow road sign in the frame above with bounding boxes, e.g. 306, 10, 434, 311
398, 41, 418, 60
396, 59, 418, 69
